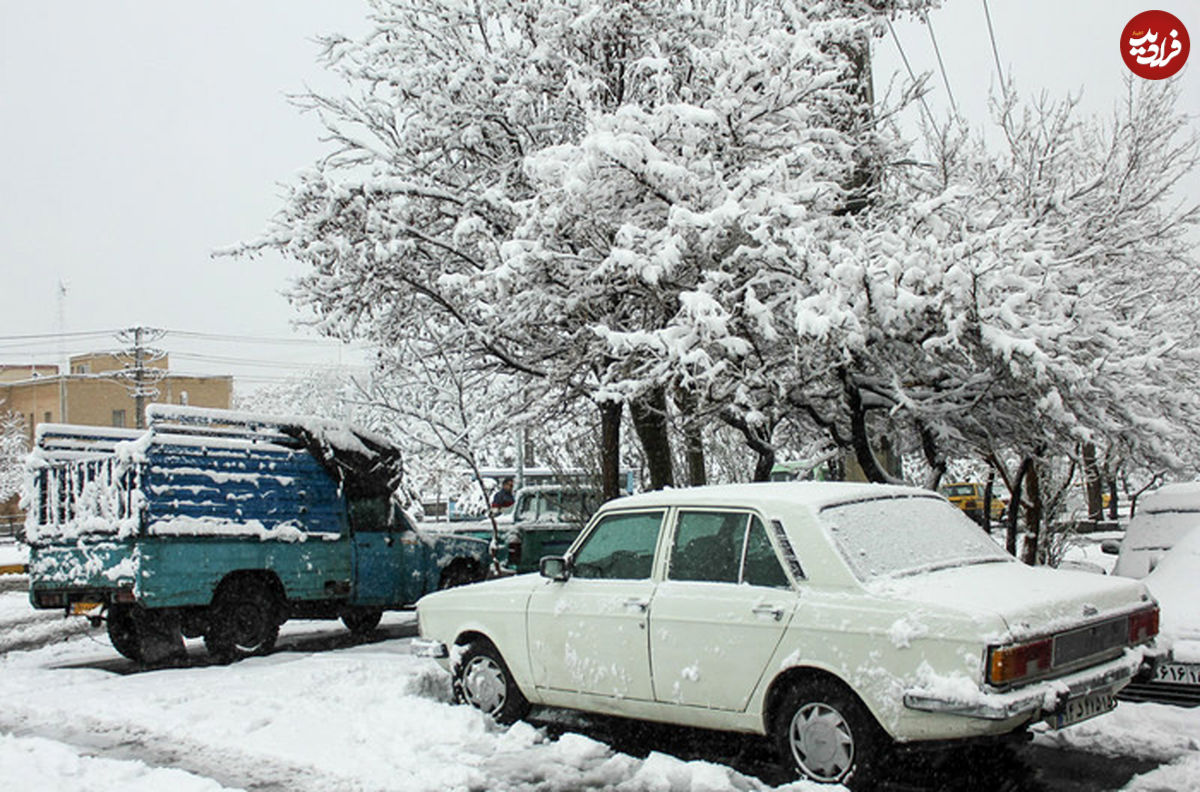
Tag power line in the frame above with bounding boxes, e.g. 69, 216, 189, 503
981, 0, 1006, 87
887, 18, 940, 134
0, 329, 118, 343
921, 10, 958, 118
166, 329, 365, 347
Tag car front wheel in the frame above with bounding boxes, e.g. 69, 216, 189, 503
773, 678, 886, 789
453, 640, 530, 724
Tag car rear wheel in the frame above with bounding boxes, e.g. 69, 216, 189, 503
106, 604, 142, 662
773, 678, 885, 789
453, 640, 530, 724
204, 579, 280, 662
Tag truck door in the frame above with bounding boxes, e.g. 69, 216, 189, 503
349, 495, 406, 605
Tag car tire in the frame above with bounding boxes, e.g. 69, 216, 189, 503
106, 603, 143, 662
341, 607, 383, 634
204, 579, 280, 663
453, 640, 530, 724
772, 677, 887, 789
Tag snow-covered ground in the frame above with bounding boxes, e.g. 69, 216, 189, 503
1, 575, 1197, 791
0, 591, 821, 792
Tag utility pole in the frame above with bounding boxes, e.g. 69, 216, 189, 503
115, 326, 166, 429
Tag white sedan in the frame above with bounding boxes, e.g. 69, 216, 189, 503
414, 482, 1158, 788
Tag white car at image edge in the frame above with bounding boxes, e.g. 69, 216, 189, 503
413, 482, 1158, 788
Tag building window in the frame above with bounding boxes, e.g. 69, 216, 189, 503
72, 363, 90, 374
111, 410, 126, 428
43, 411, 51, 423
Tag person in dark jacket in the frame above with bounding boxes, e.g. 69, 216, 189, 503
491, 477, 515, 511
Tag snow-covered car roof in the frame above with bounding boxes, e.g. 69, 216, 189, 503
1140, 482, 1200, 513
604, 481, 936, 514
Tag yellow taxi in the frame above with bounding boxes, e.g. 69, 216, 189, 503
940, 481, 1006, 523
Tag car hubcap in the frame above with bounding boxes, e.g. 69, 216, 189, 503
789, 702, 854, 781
462, 656, 507, 715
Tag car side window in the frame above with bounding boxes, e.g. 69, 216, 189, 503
669, 511, 748, 583
741, 516, 790, 588
573, 511, 664, 580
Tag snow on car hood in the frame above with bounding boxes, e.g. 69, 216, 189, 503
1144, 528, 1200, 645
867, 561, 1151, 643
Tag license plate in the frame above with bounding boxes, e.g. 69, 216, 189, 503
1153, 661, 1200, 686
1051, 690, 1116, 729
71, 602, 102, 615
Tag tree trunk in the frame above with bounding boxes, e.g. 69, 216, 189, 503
1006, 457, 1031, 556
982, 470, 995, 533
1021, 459, 1044, 566
674, 390, 707, 487
1082, 442, 1103, 522
720, 410, 775, 483
1107, 478, 1119, 521
843, 372, 890, 484
599, 400, 622, 501
630, 388, 674, 491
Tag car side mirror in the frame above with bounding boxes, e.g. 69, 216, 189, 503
540, 556, 570, 581
1100, 539, 1121, 556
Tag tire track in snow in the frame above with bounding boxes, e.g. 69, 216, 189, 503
0, 715, 361, 792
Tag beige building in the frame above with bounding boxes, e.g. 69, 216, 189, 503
1, 352, 232, 442
1, 353, 232, 522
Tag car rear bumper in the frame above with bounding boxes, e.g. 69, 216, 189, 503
903, 650, 1141, 720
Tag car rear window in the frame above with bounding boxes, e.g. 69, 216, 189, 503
819, 495, 1011, 580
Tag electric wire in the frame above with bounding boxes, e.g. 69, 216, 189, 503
981, 0, 1006, 87
886, 18, 940, 135
921, 10, 959, 117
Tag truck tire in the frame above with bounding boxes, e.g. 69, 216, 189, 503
439, 559, 482, 590
204, 578, 280, 663
341, 607, 382, 634
106, 604, 143, 662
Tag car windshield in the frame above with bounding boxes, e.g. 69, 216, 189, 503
940, 484, 975, 497
819, 495, 1011, 580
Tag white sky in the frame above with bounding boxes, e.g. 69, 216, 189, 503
1, 1, 1196, 389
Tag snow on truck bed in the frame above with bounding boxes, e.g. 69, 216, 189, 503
23, 406, 400, 544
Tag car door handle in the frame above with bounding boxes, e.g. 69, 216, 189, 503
752, 605, 784, 621
384, 535, 394, 547
623, 598, 649, 612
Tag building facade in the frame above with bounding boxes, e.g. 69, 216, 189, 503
0, 353, 232, 522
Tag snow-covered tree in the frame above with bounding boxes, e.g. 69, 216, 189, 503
0, 409, 27, 508
237, 0, 933, 493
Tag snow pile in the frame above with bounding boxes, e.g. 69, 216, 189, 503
0, 734, 238, 792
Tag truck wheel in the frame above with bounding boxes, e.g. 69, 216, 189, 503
341, 607, 382, 634
205, 579, 280, 662
106, 604, 143, 662
453, 639, 530, 724
439, 560, 481, 590
772, 678, 887, 789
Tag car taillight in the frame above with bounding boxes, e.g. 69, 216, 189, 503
1129, 607, 1159, 643
988, 638, 1054, 685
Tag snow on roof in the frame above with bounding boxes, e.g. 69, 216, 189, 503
1140, 482, 1200, 514
607, 481, 935, 513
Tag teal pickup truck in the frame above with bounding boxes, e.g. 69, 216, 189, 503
24, 405, 488, 664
